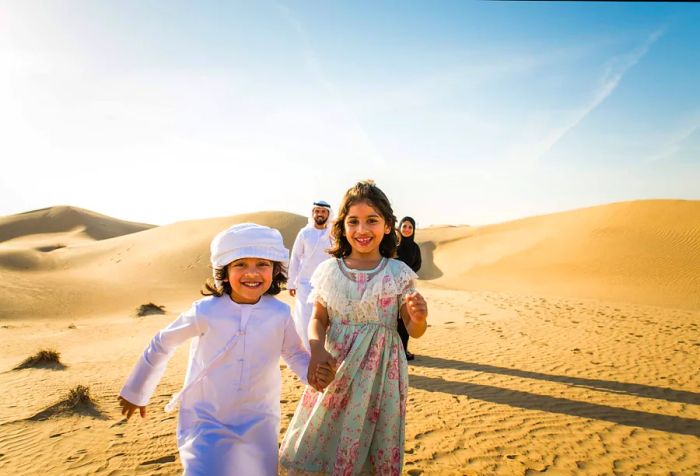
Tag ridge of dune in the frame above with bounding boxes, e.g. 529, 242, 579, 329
419, 199, 700, 309
0, 205, 155, 243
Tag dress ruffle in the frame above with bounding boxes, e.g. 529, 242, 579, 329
309, 258, 417, 324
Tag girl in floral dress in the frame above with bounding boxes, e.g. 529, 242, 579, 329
280, 180, 429, 475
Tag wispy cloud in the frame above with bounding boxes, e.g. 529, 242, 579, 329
276, 3, 385, 167
509, 27, 666, 165
645, 110, 700, 163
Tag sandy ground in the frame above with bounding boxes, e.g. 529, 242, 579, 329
0, 202, 698, 475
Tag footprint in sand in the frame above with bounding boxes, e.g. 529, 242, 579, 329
140, 455, 177, 465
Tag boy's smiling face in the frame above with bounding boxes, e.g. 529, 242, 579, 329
226, 258, 274, 304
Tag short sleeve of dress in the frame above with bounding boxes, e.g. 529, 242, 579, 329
308, 258, 337, 307
392, 259, 418, 305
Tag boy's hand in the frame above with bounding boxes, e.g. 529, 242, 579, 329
406, 291, 428, 323
118, 396, 147, 420
307, 348, 336, 392
315, 362, 337, 391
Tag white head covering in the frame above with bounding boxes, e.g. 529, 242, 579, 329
210, 223, 289, 288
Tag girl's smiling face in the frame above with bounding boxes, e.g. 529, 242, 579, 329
226, 258, 274, 304
343, 201, 391, 260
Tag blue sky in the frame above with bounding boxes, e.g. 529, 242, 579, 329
1, 1, 698, 226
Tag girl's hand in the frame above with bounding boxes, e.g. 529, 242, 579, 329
118, 396, 147, 420
307, 348, 336, 392
406, 291, 428, 323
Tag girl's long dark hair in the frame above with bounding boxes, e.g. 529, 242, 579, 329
327, 180, 397, 258
201, 262, 287, 297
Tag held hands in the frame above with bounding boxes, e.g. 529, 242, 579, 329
406, 291, 428, 323
307, 348, 337, 392
118, 396, 146, 420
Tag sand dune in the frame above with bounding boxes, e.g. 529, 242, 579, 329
0, 209, 306, 320
0, 206, 155, 274
418, 199, 700, 309
0, 205, 154, 243
0, 201, 698, 474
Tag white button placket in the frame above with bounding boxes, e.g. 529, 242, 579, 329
237, 306, 251, 392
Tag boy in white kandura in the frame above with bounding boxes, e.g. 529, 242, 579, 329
118, 223, 335, 476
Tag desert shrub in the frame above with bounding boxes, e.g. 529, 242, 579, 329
14, 349, 65, 370
137, 302, 166, 317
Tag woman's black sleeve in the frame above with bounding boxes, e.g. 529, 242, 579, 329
413, 244, 422, 273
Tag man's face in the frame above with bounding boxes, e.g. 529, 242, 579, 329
312, 207, 330, 226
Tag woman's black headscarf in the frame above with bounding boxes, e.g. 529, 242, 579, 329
396, 216, 421, 272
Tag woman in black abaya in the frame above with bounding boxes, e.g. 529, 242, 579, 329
396, 216, 422, 360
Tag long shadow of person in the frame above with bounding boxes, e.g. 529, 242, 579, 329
409, 356, 700, 437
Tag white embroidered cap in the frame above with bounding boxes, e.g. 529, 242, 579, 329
210, 223, 289, 286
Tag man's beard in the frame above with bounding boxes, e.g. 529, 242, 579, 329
314, 215, 328, 226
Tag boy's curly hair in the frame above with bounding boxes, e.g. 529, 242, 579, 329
327, 180, 397, 258
201, 261, 288, 297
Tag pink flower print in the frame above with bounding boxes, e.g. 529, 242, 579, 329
333, 331, 358, 363
349, 440, 359, 461
333, 438, 360, 476
322, 374, 351, 418
370, 447, 401, 476
333, 338, 346, 357
379, 296, 393, 310
382, 274, 393, 291
360, 347, 378, 371
399, 379, 408, 417
391, 447, 401, 476
372, 449, 390, 475
333, 452, 347, 476
388, 349, 400, 380
301, 388, 318, 408
360, 335, 385, 371
369, 405, 380, 423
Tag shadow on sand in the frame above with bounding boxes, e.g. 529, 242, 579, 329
416, 242, 443, 280
409, 356, 700, 437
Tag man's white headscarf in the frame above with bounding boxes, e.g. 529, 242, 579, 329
307, 200, 334, 228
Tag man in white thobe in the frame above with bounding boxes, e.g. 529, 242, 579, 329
288, 200, 333, 350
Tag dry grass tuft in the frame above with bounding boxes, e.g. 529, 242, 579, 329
28, 385, 105, 420
65, 385, 93, 407
14, 349, 66, 370
137, 302, 166, 316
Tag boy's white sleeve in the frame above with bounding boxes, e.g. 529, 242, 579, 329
119, 305, 203, 406
287, 230, 305, 289
281, 313, 311, 386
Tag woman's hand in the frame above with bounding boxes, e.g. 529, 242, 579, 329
307, 348, 337, 392
118, 396, 147, 420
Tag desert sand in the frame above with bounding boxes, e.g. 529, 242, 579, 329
0, 201, 698, 475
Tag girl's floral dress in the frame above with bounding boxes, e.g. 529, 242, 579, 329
280, 257, 417, 476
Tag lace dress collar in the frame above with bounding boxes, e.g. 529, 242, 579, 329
337, 257, 388, 282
